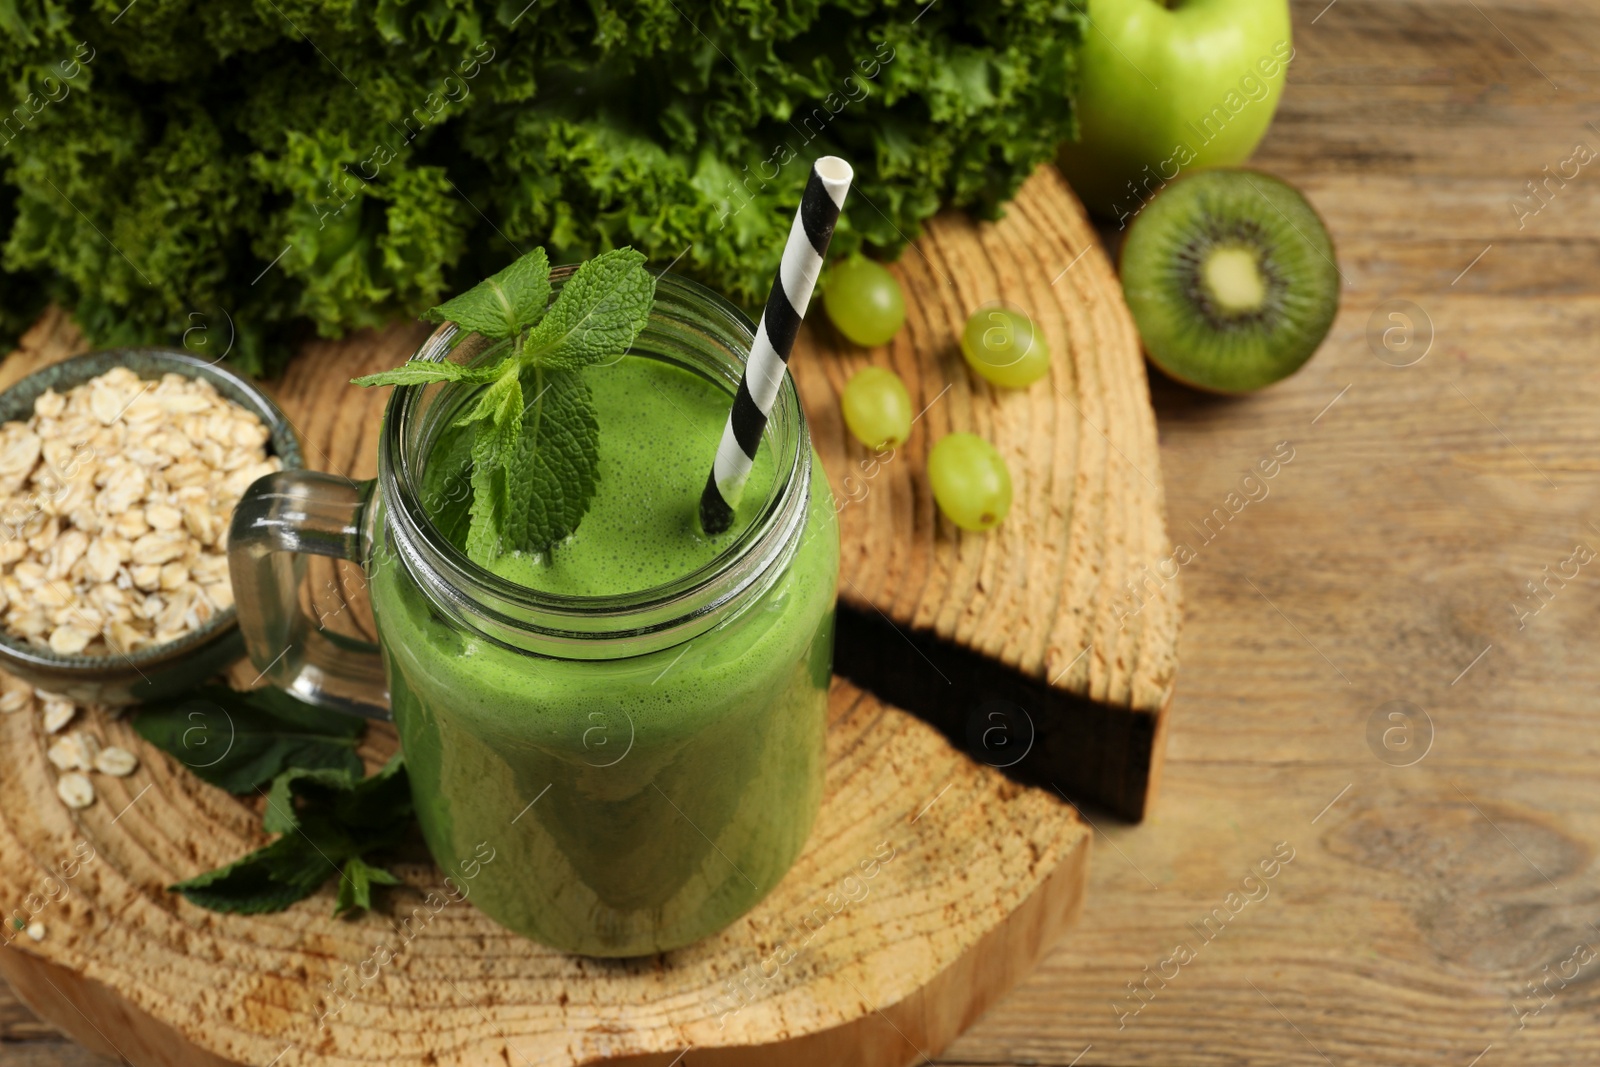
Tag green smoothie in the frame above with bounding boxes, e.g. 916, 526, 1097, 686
371, 354, 837, 956
486, 358, 779, 595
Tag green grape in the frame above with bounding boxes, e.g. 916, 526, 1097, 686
841, 366, 913, 450
960, 306, 1050, 388
823, 255, 906, 347
927, 433, 1012, 532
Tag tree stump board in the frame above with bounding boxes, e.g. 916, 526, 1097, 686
0, 162, 1175, 1065
0, 679, 1088, 1067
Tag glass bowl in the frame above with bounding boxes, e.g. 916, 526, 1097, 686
0, 349, 303, 705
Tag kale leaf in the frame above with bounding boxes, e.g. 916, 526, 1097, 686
0, 2, 1084, 373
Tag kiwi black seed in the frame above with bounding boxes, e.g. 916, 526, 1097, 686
1119, 169, 1340, 394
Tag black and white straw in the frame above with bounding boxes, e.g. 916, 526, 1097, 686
700, 156, 853, 534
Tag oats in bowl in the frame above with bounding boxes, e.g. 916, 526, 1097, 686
0, 349, 302, 706
0, 366, 280, 658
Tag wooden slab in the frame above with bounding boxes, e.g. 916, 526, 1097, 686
792, 165, 1180, 820
0, 678, 1086, 1067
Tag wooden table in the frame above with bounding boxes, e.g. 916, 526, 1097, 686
6, 0, 1598, 1062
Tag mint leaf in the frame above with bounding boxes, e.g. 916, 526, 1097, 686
171, 833, 331, 915
502, 365, 599, 553
135, 686, 364, 795
453, 366, 523, 433
351, 361, 490, 388
524, 248, 654, 369
423, 247, 551, 340
327, 754, 413, 836
465, 441, 501, 564
337, 856, 402, 917
265, 756, 411, 838
174, 758, 413, 917
457, 373, 525, 564
262, 765, 357, 833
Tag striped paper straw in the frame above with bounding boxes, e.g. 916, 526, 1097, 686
700, 155, 853, 534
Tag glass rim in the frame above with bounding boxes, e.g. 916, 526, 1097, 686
375, 268, 813, 652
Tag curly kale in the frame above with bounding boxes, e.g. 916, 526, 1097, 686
0, 1, 1083, 374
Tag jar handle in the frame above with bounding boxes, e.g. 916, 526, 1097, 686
227, 470, 389, 718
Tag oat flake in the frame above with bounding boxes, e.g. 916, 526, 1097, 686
56, 771, 94, 809
94, 745, 138, 777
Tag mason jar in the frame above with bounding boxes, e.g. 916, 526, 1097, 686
229, 271, 838, 956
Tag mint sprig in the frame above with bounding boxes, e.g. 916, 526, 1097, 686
138, 684, 415, 918
169, 757, 414, 917
354, 246, 655, 563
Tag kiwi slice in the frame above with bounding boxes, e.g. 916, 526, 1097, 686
1119, 169, 1340, 394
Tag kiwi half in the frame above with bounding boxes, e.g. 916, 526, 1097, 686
1119, 169, 1340, 394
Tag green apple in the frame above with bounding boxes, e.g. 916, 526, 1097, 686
1058, 0, 1293, 222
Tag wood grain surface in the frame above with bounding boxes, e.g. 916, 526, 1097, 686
791, 163, 1178, 820
934, 0, 1600, 1064
7, 0, 1600, 1062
